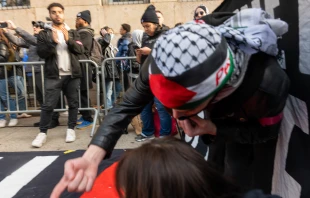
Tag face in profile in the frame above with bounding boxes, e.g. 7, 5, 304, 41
142, 22, 158, 36
194, 7, 207, 20
49, 6, 65, 25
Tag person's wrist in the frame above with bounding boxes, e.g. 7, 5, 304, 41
83, 145, 106, 165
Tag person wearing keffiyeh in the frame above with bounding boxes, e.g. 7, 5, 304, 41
51, 8, 290, 196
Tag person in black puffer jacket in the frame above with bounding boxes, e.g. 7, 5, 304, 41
134, 5, 172, 142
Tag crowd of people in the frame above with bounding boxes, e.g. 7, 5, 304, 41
0, 2, 290, 198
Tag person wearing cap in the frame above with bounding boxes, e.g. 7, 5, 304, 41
75, 10, 94, 130
51, 8, 289, 196
194, 5, 209, 20
135, 5, 172, 142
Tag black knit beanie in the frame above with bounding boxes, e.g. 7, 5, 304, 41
77, 10, 91, 24
141, 5, 159, 24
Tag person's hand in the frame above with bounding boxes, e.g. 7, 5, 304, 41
6, 20, 16, 30
61, 27, 69, 42
136, 47, 151, 55
178, 116, 217, 137
50, 145, 106, 198
52, 29, 59, 43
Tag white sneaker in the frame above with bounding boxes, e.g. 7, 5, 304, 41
66, 129, 76, 143
8, 119, 18, 127
0, 119, 6, 128
32, 133, 47, 148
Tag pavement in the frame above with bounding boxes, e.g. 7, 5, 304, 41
0, 113, 144, 152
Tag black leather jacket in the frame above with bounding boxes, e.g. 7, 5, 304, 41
36, 28, 84, 78
90, 52, 290, 156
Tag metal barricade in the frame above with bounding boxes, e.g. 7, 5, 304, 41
100, 57, 138, 118
0, 60, 100, 137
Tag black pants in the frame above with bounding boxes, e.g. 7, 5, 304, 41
35, 72, 61, 120
80, 90, 93, 122
39, 76, 80, 133
208, 138, 277, 193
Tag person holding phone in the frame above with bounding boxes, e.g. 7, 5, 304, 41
134, 5, 172, 142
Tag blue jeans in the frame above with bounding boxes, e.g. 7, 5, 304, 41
8, 76, 26, 111
105, 80, 113, 108
111, 80, 122, 106
0, 79, 17, 119
141, 97, 172, 137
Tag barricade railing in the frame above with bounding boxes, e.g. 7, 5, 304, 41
100, 57, 138, 117
0, 60, 100, 137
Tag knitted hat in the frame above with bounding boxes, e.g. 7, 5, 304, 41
141, 5, 159, 24
149, 21, 234, 110
77, 10, 91, 24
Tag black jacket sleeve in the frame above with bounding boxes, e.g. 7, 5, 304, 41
78, 31, 93, 56
36, 30, 57, 59
90, 59, 154, 154
67, 30, 84, 55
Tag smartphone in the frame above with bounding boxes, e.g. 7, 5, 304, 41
0, 22, 8, 28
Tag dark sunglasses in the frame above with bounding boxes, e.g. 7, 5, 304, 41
195, 11, 205, 17
33, 25, 40, 28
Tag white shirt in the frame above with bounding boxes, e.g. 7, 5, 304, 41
56, 30, 71, 76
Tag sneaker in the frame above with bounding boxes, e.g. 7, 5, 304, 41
17, 113, 32, 118
76, 116, 84, 125
8, 119, 18, 127
135, 134, 155, 142
32, 133, 47, 148
66, 129, 76, 143
0, 119, 6, 128
48, 119, 59, 129
76, 120, 93, 130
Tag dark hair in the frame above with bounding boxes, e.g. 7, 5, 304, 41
103, 26, 109, 31
121, 23, 131, 33
175, 22, 183, 27
155, 10, 163, 15
116, 137, 242, 198
47, 2, 64, 11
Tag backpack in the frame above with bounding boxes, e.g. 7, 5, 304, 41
79, 29, 103, 66
103, 45, 120, 80
89, 38, 103, 66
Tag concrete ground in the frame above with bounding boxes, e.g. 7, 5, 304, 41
0, 113, 143, 152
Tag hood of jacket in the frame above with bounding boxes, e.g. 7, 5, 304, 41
77, 26, 95, 37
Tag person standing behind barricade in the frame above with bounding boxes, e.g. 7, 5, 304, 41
97, 27, 120, 109
135, 5, 172, 142
32, 3, 84, 148
127, 29, 144, 135
75, 10, 95, 130
0, 29, 18, 128
114, 23, 131, 105
0, 27, 31, 122
3, 20, 61, 128
127, 29, 143, 83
